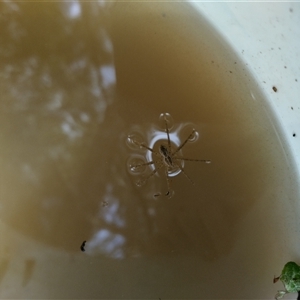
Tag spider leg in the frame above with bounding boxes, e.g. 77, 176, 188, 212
163, 114, 172, 153
132, 139, 156, 153
137, 161, 164, 186
165, 168, 173, 197
175, 161, 195, 185
130, 160, 156, 172
172, 129, 196, 155
175, 157, 211, 164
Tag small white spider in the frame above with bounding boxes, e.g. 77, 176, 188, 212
128, 113, 211, 198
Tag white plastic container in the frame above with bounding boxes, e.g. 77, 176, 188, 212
0, 2, 299, 299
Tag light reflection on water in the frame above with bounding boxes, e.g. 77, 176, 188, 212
0, 1, 129, 257
62, 1, 82, 19
99, 184, 125, 228
87, 229, 126, 259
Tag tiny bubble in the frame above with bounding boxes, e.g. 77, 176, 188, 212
205, 160, 211, 164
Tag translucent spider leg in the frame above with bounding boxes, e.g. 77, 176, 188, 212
131, 139, 156, 153
165, 168, 173, 197
137, 161, 164, 186
175, 161, 195, 185
176, 157, 211, 163
130, 160, 156, 172
172, 129, 197, 155
154, 167, 173, 198
163, 114, 172, 153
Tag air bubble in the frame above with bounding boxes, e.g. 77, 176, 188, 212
205, 160, 211, 164
158, 112, 174, 131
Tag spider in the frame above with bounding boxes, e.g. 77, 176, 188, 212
128, 113, 211, 198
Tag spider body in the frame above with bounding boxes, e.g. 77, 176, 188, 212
159, 144, 174, 168
129, 113, 211, 198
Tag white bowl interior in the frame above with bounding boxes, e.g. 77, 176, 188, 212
0, 1, 299, 299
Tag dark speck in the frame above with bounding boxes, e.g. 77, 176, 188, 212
296, 79, 298, 82
211, 60, 214, 63
273, 276, 280, 283
290, 8, 293, 12
229, 71, 232, 74
293, 133, 296, 137
291, 107, 294, 110
272, 86, 278, 92
284, 66, 287, 69
80, 241, 86, 252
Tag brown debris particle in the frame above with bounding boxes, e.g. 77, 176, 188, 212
272, 86, 277, 92
80, 241, 86, 252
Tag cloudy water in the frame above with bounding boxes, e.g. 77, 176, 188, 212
0, 1, 299, 298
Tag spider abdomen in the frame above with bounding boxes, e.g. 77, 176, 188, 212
159, 145, 174, 167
